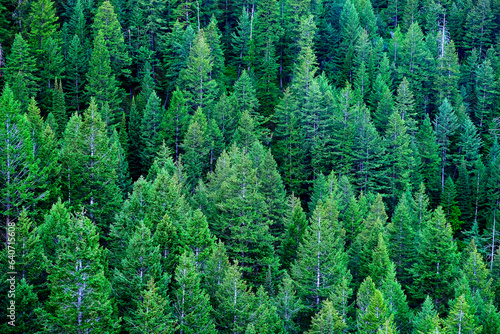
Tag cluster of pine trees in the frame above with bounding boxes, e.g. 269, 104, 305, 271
1, 0, 500, 332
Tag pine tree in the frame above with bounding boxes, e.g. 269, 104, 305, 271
381, 262, 411, 332
440, 177, 463, 233
338, 0, 361, 85
413, 295, 439, 333
0, 86, 44, 227
205, 15, 225, 88
486, 138, 500, 271
51, 79, 66, 137
128, 99, 143, 179
85, 30, 122, 116
40, 213, 120, 333
474, 59, 496, 133
140, 91, 164, 172
388, 191, 415, 288
180, 209, 215, 271
369, 234, 392, 288
39, 37, 64, 110
172, 251, 216, 334
384, 108, 413, 207
124, 278, 176, 333
179, 28, 219, 113
358, 289, 389, 334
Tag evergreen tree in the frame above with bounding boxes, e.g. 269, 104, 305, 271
486, 138, 500, 271
39, 213, 120, 333
140, 91, 164, 172
124, 278, 176, 333
85, 30, 122, 117
444, 294, 482, 334
59, 98, 123, 235
5, 34, 38, 110
182, 107, 209, 192
275, 272, 303, 334
434, 98, 459, 192
464, 0, 494, 54
27, 0, 59, 58
252, 0, 283, 115
92, 1, 131, 78
179, 28, 219, 113
113, 222, 169, 320
381, 262, 412, 332
410, 206, 459, 312
291, 199, 349, 316
280, 194, 308, 270
65, 34, 87, 112
161, 88, 189, 161
172, 251, 216, 334
306, 299, 347, 334
474, 59, 496, 133
51, 79, 66, 137
358, 289, 389, 334
214, 263, 254, 334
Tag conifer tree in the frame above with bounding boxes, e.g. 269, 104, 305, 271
434, 98, 459, 192
384, 108, 413, 206
388, 191, 415, 288
410, 207, 459, 311
59, 98, 123, 235
172, 251, 216, 334
252, 0, 283, 115
440, 177, 463, 233
182, 107, 209, 191
5, 34, 38, 110
51, 79, 66, 137
275, 272, 303, 334
140, 91, 164, 172
113, 222, 169, 320
124, 278, 176, 333
369, 234, 391, 288
0, 86, 44, 226
444, 294, 482, 334
474, 59, 496, 133
179, 28, 219, 113
93, 1, 131, 78
39, 37, 64, 109
358, 289, 389, 334
128, 99, 143, 179
486, 138, 500, 271
464, 0, 494, 54
280, 194, 308, 270
85, 30, 122, 116
161, 88, 189, 161
413, 296, 439, 334
180, 209, 215, 270
40, 213, 120, 333
214, 263, 255, 334
65, 34, 87, 112
338, 0, 361, 85
27, 0, 59, 58
381, 262, 411, 332
291, 199, 349, 315
307, 299, 347, 334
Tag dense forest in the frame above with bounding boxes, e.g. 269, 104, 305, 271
1, 0, 500, 332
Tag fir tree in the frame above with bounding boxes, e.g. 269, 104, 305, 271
40, 213, 120, 333
172, 251, 216, 334
410, 206, 459, 311
444, 294, 482, 334
280, 194, 308, 270
5, 34, 38, 110
179, 28, 219, 113
161, 88, 189, 161
464, 0, 494, 54
140, 91, 164, 172
27, 0, 59, 57
124, 278, 176, 333
275, 272, 303, 334
85, 30, 122, 117
306, 299, 347, 334
65, 34, 87, 112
